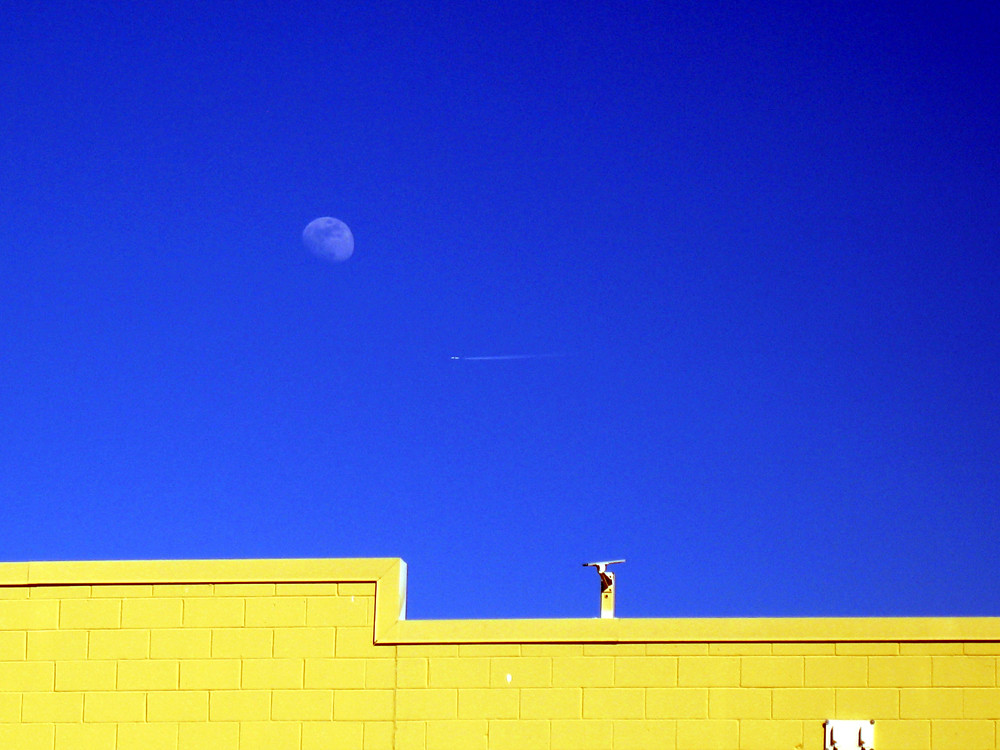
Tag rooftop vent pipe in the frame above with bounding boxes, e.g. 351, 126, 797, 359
582, 559, 625, 618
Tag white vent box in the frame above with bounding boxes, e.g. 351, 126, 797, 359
824, 719, 875, 749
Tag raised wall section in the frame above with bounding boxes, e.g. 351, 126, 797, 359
1, 559, 998, 749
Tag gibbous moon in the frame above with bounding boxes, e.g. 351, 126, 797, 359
302, 217, 354, 262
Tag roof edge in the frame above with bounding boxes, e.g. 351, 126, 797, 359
2, 559, 997, 643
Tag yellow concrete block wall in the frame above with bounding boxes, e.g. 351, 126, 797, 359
0, 559, 997, 749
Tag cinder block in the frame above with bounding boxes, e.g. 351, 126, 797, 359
245, 596, 307, 626
771, 688, 835, 718
116, 658, 179, 690
709, 643, 770, 655
835, 687, 898, 718
242, 657, 303, 688
675, 719, 738, 749
26, 630, 87, 661
520, 644, 582, 656
900, 642, 964, 655
55, 723, 116, 749
117, 722, 178, 750
645, 688, 709, 719
302, 721, 365, 749
153, 584, 213, 598
771, 643, 835, 656
149, 628, 212, 659
307, 595, 370, 626
487, 719, 549, 749
238, 721, 300, 750
614, 656, 677, 686
869, 655, 932, 686
738, 719, 803, 750
0, 724, 54, 748
489, 657, 551, 687
122, 598, 183, 628
339, 582, 375, 596
583, 687, 644, 719
147, 690, 209, 721
932, 656, 997, 686
276, 582, 340, 596
334, 688, 395, 720
90, 584, 153, 598
551, 719, 613, 750
803, 656, 867, 687
646, 644, 709, 656
83, 691, 146, 722
305, 657, 366, 688
336, 626, 379, 657
964, 643, 1000, 655
707, 687, 770, 718
460, 644, 520, 657
182, 597, 244, 627
900, 688, 964, 718
552, 656, 614, 687
89, 628, 149, 659
586, 644, 646, 656
0, 694, 19, 721
209, 689, 271, 721
0, 599, 59, 629
27, 585, 89, 599
363, 659, 395, 689
396, 688, 458, 720
274, 626, 336, 657
398, 657, 428, 687
0, 631, 26, 660
429, 657, 490, 688
612, 719, 676, 749
740, 656, 803, 687
364, 720, 395, 750
930, 719, 995, 750
875, 719, 931, 750
459, 688, 520, 719
54, 660, 113, 691
177, 721, 239, 750
213, 583, 274, 597
21, 691, 83, 722
426, 719, 488, 750
835, 642, 898, 655
677, 657, 740, 687
59, 598, 120, 629
520, 687, 581, 719
963, 688, 1000, 718
271, 689, 333, 720
398, 644, 459, 657
393, 721, 426, 750
210, 627, 273, 658
178, 658, 241, 689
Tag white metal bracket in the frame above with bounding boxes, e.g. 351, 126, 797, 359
582, 559, 624, 618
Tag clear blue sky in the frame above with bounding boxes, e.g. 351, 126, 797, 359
3, 1, 998, 620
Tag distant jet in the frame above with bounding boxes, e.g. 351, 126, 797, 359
450, 353, 566, 361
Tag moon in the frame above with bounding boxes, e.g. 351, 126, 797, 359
302, 217, 354, 262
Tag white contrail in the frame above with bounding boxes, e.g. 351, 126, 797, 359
450, 353, 566, 361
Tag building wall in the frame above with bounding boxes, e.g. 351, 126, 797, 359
1, 559, 998, 750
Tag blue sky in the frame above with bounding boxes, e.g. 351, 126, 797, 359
3, 1, 998, 620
